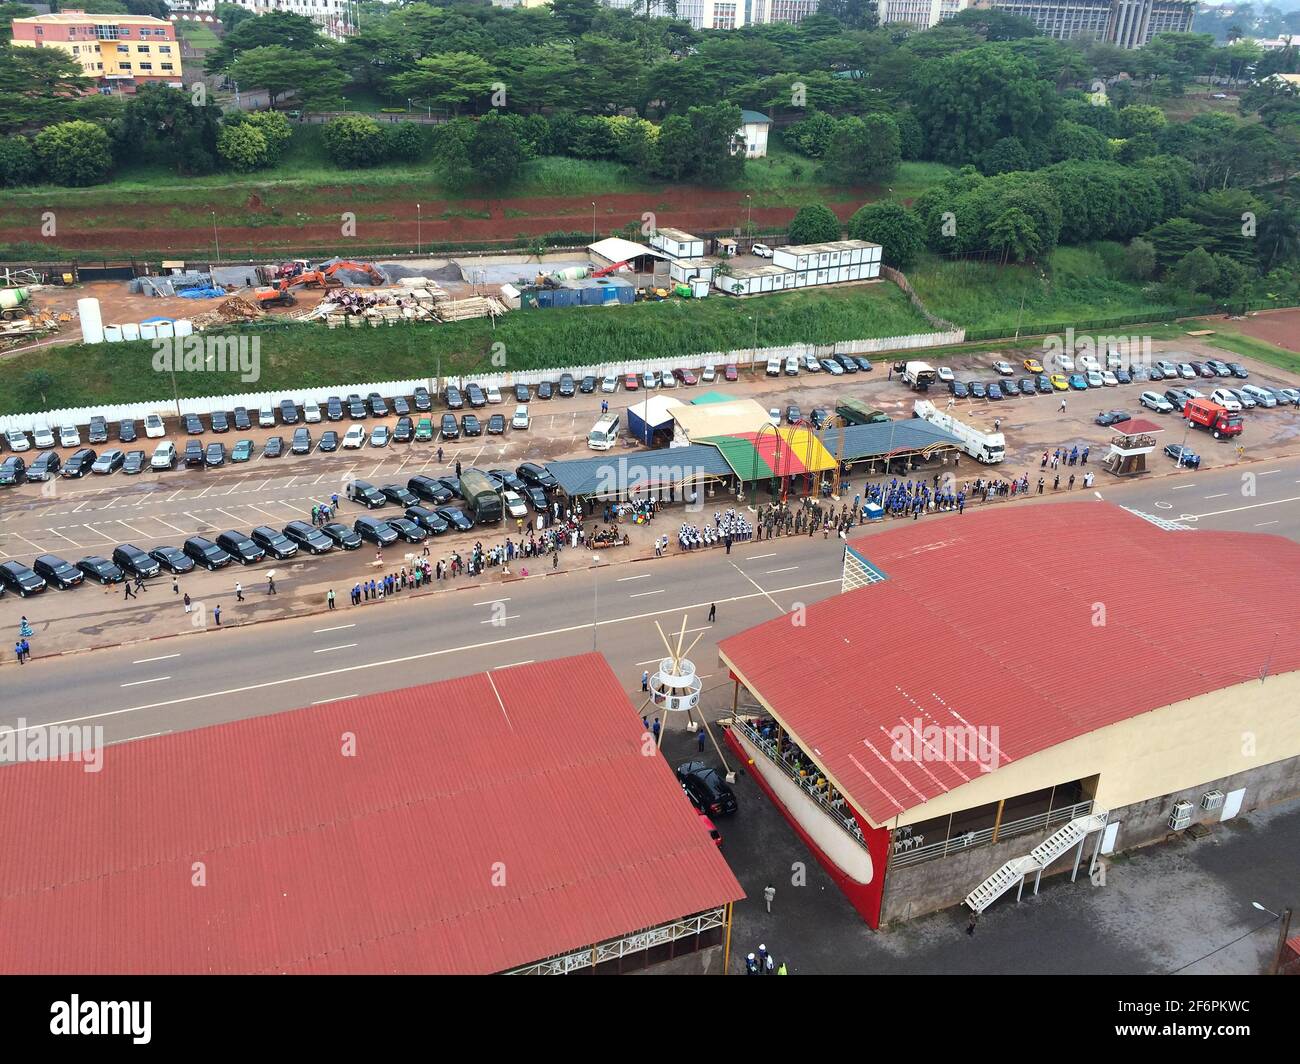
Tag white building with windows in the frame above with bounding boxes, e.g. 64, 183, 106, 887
877, 0, 970, 29
599, 0, 819, 29
167, 0, 356, 40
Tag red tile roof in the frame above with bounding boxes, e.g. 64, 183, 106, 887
0, 653, 742, 974
718, 503, 1300, 826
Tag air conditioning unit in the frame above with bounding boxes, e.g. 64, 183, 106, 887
1168, 801, 1193, 830
1201, 790, 1225, 812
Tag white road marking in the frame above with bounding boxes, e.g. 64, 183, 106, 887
114, 519, 148, 538
45, 528, 80, 547
1186, 495, 1300, 519
120, 676, 170, 688
474, 597, 510, 605
247, 504, 285, 522
2, 578, 845, 736
617, 573, 651, 582
152, 516, 188, 535
1169, 484, 1193, 491
1258, 469, 1279, 476
494, 660, 534, 670
629, 589, 665, 598
1255, 520, 1278, 527
312, 694, 358, 705
747, 552, 777, 560
313, 643, 358, 654
766, 566, 799, 575
479, 614, 520, 623
1204, 493, 1228, 500
132, 653, 180, 664
313, 623, 355, 634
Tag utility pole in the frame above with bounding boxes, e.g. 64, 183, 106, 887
211, 211, 220, 265
416, 203, 422, 256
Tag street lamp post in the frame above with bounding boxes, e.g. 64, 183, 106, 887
416, 203, 421, 256
591, 554, 601, 649
591, 202, 596, 244
745, 193, 752, 238
211, 211, 220, 264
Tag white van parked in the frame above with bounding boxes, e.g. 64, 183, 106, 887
588, 413, 620, 451
258, 405, 276, 428
784, 356, 799, 376
765, 356, 782, 377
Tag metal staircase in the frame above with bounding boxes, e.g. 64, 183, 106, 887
965, 809, 1109, 914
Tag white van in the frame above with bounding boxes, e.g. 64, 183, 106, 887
588, 414, 619, 451
303, 400, 322, 423
258, 405, 276, 428
784, 356, 799, 376
765, 356, 782, 377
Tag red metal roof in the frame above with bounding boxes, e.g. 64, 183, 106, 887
0, 653, 742, 974
718, 503, 1300, 826
1115, 418, 1164, 435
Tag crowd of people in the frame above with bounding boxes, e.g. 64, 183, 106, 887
746, 716, 860, 838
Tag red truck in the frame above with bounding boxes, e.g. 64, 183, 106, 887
1184, 397, 1243, 439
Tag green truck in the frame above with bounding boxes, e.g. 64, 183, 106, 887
834, 398, 890, 426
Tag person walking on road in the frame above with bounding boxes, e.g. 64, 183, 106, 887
15, 640, 25, 665
267, 574, 276, 595
651, 717, 661, 742
124, 582, 137, 600
235, 582, 244, 602
697, 728, 706, 752
183, 592, 191, 614
1058, 397, 1067, 413
327, 589, 336, 610
19, 616, 33, 639
642, 670, 650, 692
708, 603, 716, 623
763, 884, 776, 913
213, 604, 221, 626
437, 446, 443, 465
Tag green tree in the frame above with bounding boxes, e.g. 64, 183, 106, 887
1169, 246, 1218, 294
383, 122, 425, 163
321, 114, 385, 168
33, 120, 112, 186
1047, 120, 1110, 162
1257, 202, 1300, 272
390, 52, 495, 116
241, 110, 293, 162
118, 84, 222, 175
1209, 253, 1250, 302
987, 206, 1043, 262
787, 204, 841, 245
847, 202, 924, 267
785, 111, 838, 158
947, 9, 1040, 40
1124, 237, 1157, 280
823, 113, 901, 185
0, 133, 36, 185
0, 4, 35, 44
206, 11, 323, 74
976, 136, 1031, 175
227, 47, 345, 110
0, 42, 92, 135
216, 123, 270, 172
213, 1, 255, 32
469, 111, 525, 186
1145, 217, 1212, 273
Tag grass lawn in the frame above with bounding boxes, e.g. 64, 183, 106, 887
907, 244, 1200, 336
2, 283, 929, 415
175, 23, 220, 49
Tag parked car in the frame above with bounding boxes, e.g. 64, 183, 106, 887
231, 439, 254, 463
87, 415, 109, 444
393, 416, 414, 443
413, 418, 434, 443
1140, 391, 1174, 413
466, 384, 486, 408
405, 506, 449, 535
91, 449, 125, 475
517, 462, 558, 491
723, 365, 738, 382
487, 413, 506, 435
440, 414, 459, 440
1210, 388, 1243, 412
369, 425, 390, 448
216, 531, 265, 565
445, 386, 464, 410
511, 405, 530, 431
487, 469, 526, 493
461, 414, 481, 437
1036, 374, 1053, 393
284, 521, 334, 555
144, 414, 165, 438
987, 382, 1004, 400
182, 413, 203, 435
119, 419, 138, 443
280, 399, 300, 424
3, 429, 32, 452
1095, 410, 1131, 426
1165, 442, 1201, 469
33, 554, 84, 590
820, 358, 844, 376
346, 479, 386, 508
325, 396, 344, 421
387, 517, 429, 544
950, 380, 969, 399
263, 436, 284, 458
1069, 374, 1089, 390
342, 425, 367, 450
408, 476, 453, 506
151, 441, 177, 471
210, 410, 230, 434
0, 560, 46, 597
413, 387, 432, 412
33, 426, 55, 449
303, 400, 322, 424
623, 373, 639, 392
233, 407, 252, 431
59, 425, 81, 448
436, 507, 474, 532
751, 242, 773, 258
348, 396, 367, 420
182, 440, 204, 468
250, 526, 298, 560
392, 396, 409, 417
259, 405, 277, 427
1227, 362, 1249, 379
204, 441, 226, 467
1241, 384, 1275, 407
600, 375, 618, 393
26, 451, 61, 481
148, 545, 194, 575
676, 761, 738, 816
354, 516, 398, 547
992, 360, 1014, 376
1227, 387, 1256, 410
183, 536, 232, 571
321, 522, 363, 550
77, 556, 124, 584
61, 448, 97, 478
112, 543, 160, 579
968, 381, 987, 399
0, 456, 25, 486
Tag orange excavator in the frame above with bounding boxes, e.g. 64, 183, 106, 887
252, 260, 387, 307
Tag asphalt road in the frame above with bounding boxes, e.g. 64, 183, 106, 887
6, 452, 1300, 749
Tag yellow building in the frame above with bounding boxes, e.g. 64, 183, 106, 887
11, 12, 182, 94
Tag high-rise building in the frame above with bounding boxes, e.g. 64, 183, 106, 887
10, 12, 182, 94
974, 0, 1196, 47
876, 0, 971, 30
167, 0, 356, 41
600, 0, 820, 29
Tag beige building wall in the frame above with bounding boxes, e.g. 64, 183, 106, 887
893, 669, 1300, 827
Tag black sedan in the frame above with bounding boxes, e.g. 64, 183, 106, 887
785, 405, 801, 425
353, 516, 398, 546
408, 476, 454, 506
466, 384, 486, 408
33, 554, 84, 590
558, 374, 576, 398
516, 462, 558, 491
522, 485, 547, 512
461, 414, 481, 437
348, 398, 368, 420
436, 507, 474, 532
250, 526, 298, 560
986, 382, 1004, 400
536, 381, 554, 400
392, 396, 410, 417
149, 545, 195, 574
445, 386, 464, 410
387, 517, 428, 544
368, 393, 389, 417
405, 505, 449, 535
676, 761, 738, 817
413, 387, 432, 413
326, 396, 344, 421
580, 375, 597, 394
233, 407, 252, 431
0, 560, 46, 597
393, 417, 414, 443
119, 419, 138, 443
0, 456, 25, 486
263, 436, 284, 458
183, 413, 203, 434
61, 449, 97, 478
487, 413, 506, 435
321, 522, 363, 550
1018, 378, 1036, 395
77, 555, 124, 584
440, 414, 459, 440
487, 469, 525, 493
210, 410, 230, 433
319, 430, 340, 453
854, 357, 873, 372
1095, 410, 1132, 426
1115, 368, 1132, 385
514, 384, 530, 403
968, 381, 986, 399
122, 450, 147, 475
380, 484, 418, 508
1228, 363, 1249, 379
205, 442, 226, 467
1036, 374, 1053, 393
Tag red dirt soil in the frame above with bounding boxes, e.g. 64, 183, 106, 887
0, 187, 872, 255
1226, 308, 1300, 354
